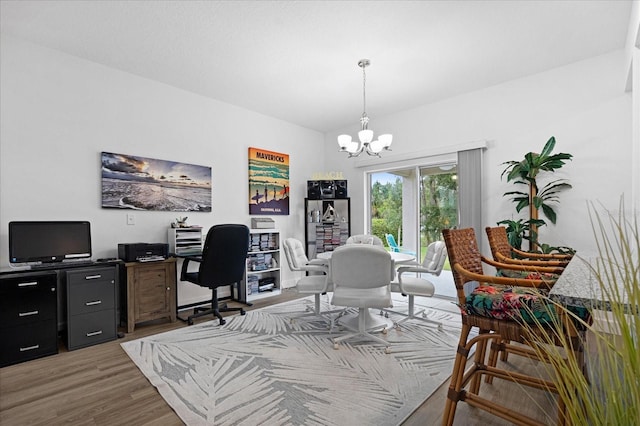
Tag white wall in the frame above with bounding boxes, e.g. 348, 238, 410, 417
0, 36, 325, 299
1, 35, 632, 279
325, 50, 631, 255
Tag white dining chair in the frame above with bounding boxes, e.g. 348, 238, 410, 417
282, 238, 327, 274
283, 237, 342, 324
345, 234, 384, 247
330, 245, 395, 354
385, 241, 447, 330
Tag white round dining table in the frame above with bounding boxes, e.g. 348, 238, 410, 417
316, 250, 416, 265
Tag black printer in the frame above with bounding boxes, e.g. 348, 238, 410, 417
118, 243, 169, 262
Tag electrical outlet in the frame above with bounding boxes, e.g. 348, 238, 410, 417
127, 213, 135, 225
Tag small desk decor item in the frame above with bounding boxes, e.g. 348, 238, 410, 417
172, 217, 188, 228
322, 204, 336, 222
248, 147, 289, 215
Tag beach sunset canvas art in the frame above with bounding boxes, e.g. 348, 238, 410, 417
101, 152, 211, 211
248, 148, 289, 215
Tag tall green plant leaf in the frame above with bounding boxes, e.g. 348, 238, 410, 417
499, 136, 573, 249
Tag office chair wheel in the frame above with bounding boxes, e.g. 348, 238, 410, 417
240, 309, 246, 315
437, 323, 443, 331
219, 318, 226, 326
379, 310, 384, 316
384, 346, 391, 354
393, 322, 400, 330
384, 312, 389, 318
187, 319, 194, 326
332, 339, 339, 350
382, 327, 388, 335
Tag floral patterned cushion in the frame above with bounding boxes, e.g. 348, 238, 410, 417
461, 285, 591, 327
462, 285, 556, 324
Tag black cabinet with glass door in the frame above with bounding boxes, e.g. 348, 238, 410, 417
304, 198, 351, 260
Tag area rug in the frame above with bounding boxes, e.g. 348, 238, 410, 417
121, 296, 466, 426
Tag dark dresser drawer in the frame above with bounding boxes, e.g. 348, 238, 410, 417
0, 271, 58, 367
0, 272, 57, 297
67, 276, 115, 315
65, 266, 118, 351
66, 310, 117, 350
66, 267, 115, 287
0, 317, 58, 367
0, 272, 57, 325
0, 291, 57, 325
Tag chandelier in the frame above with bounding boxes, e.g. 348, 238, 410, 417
337, 59, 392, 157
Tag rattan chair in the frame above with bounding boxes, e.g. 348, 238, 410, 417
441, 227, 580, 426
485, 225, 569, 368
486, 226, 572, 268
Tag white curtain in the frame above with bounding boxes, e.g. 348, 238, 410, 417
457, 147, 484, 294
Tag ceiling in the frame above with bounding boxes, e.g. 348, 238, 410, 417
0, 1, 632, 133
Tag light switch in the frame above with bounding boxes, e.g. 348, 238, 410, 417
127, 213, 135, 225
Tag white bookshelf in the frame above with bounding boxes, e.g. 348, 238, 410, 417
244, 229, 281, 301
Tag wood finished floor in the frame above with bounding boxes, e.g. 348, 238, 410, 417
1, 290, 556, 425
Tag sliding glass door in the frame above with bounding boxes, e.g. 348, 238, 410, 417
419, 165, 458, 250
369, 163, 458, 298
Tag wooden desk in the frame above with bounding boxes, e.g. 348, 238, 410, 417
123, 258, 177, 333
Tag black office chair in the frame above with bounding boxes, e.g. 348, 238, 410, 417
180, 224, 250, 325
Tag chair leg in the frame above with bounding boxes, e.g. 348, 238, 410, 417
442, 323, 474, 426
332, 308, 391, 354
386, 295, 443, 331
485, 338, 506, 384
469, 329, 490, 394
187, 287, 245, 326
289, 293, 345, 328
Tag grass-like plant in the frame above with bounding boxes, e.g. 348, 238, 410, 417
521, 199, 639, 424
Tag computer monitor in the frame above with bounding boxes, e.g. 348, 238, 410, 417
9, 221, 92, 264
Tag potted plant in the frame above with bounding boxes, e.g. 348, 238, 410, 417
500, 136, 573, 251
496, 218, 545, 250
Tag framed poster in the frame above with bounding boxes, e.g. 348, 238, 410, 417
248, 147, 289, 215
101, 151, 211, 211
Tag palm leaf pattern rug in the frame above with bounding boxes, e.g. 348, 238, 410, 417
121, 296, 465, 425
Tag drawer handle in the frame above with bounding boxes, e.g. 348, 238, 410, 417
20, 344, 40, 352
85, 275, 102, 280
86, 330, 103, 337
18, 281, 38, 287
85, 300, 102, 306
18, 310, 39, 317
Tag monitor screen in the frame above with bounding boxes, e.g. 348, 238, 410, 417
9, 221, 92, 264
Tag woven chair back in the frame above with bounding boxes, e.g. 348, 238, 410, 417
485, 226, 513, 261
441, 228, 484, 304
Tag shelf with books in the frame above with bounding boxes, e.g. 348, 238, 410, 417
244, 229, 280, 301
